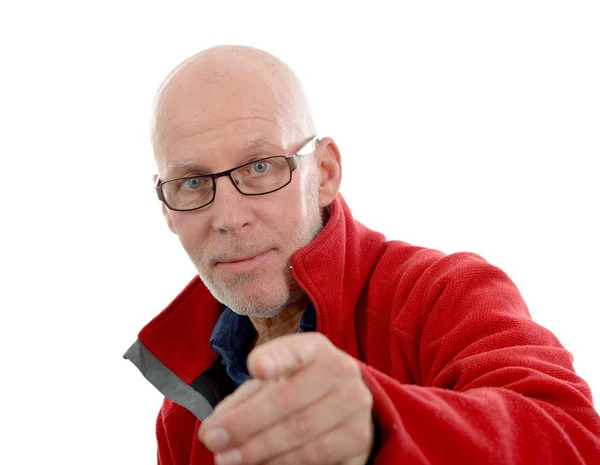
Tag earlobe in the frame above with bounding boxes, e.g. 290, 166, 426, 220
316, 137, 342, 208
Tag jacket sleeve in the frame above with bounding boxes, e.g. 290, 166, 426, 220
360, 252, 600, 464
156, 407, 175, 465
156, 398, 209, 464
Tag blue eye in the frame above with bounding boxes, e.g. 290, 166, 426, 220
186, 177, 205, 189
251, 161, 270, 174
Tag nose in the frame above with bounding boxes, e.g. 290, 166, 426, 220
209, 175, 252, 233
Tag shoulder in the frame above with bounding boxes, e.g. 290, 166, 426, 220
366, 241, 525, 323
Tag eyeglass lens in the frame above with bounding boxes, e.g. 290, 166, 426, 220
162, 157, 292, 210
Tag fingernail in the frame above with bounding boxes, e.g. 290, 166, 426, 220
215, 449, 242, 465
203, 427, 229, 451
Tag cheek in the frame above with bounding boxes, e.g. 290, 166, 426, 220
264, 189, 311, 226
259, 192, 318, 247
170, 214, 207, 250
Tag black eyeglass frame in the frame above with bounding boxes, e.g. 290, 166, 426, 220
155, 136, 319, 212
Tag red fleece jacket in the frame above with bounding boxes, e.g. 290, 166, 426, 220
132, 195, 600, 464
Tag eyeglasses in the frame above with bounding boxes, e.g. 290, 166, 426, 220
155, 136, 319, 212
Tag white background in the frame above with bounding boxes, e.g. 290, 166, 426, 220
1, 1, 598, 463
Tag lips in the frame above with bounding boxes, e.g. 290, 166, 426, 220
218, 251, 269, 264
214, 249, 273, 273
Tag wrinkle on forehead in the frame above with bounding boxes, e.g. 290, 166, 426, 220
163, 134, 284, 178
151, 46, 316, 165
156, 115, 287, 177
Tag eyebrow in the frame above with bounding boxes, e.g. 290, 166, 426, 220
165, 137, 280, 178
165, 160, 206, 177
239, 136, 275, 155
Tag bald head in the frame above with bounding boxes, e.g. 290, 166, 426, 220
152, 45, 316, 173
149, 47, 342, 317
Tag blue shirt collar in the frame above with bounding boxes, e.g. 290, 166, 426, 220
209, 303, 316, 385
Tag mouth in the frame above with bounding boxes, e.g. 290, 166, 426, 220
215, 249, 273, 273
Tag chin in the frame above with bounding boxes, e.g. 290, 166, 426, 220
231, 304, 286, 319
199, 268, 298, 318
214, 286, 290, 318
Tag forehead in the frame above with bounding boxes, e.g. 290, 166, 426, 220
163, 133, 286, 177
153, 68, 301, 176
157, 108, 289, 175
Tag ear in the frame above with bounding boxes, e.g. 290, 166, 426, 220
314, 137, 342, 208
153, 174, 177, 235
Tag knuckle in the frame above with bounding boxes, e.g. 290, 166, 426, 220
285, 410, 314, 439
312, 332, 329, 345
299, 440, 325, 465
347, 414, 373, 446
277, 343, 307, 372
353, 384, 373, 411
346, 356, 362, 377
290, 345, 309, 369
239, 434, 273, 465
308, 333, 330, 354
333, 354, 360, 379
272, 377, 297, 412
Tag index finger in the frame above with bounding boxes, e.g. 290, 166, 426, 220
247, 332, 330, 380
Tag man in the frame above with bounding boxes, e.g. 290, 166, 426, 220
125, 45, 600, 464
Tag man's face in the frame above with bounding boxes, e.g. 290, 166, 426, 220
154, 75, 323, 317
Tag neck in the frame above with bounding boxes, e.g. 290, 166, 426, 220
249, 295, 309, 347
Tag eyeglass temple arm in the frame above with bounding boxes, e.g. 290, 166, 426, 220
154, 177, 166, 202
288, 136, 319, 171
